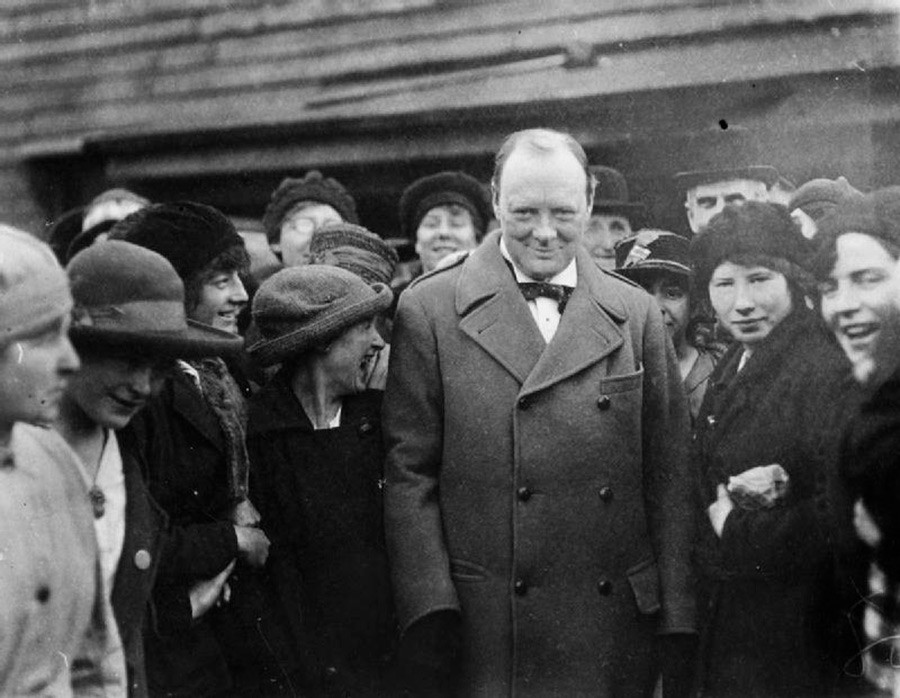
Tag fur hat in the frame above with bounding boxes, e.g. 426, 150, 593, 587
248, 265, 392, 367
67, 240, 242, 358
690, 201, 811, 292
615, 230, 691, 281
589, 166, 646, 224
399, 171, 491, 241
309, 222, 399, 286
110, 202, 245, 281
0, 224, 72, 346
262, 171, 358, 244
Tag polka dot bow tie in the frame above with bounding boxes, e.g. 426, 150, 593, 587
518, 282, 574, 314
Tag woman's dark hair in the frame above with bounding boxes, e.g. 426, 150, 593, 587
184, 244, 250, 312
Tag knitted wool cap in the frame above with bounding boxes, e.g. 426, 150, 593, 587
399, 171, 492, 242
690, 201, 811, 292
0, 224, 72, 346
248, 265, 392, 367
309, 222, 399, 286
615, 229, 691, 280
262, 171, 359, 244
810, 187, 900, 278
109, 201, 245, 281
789, 176, 864, 219
67, 240, 243, 358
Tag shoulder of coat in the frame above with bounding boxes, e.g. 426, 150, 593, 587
407, 251, 469, 290
596, 264, 642, 290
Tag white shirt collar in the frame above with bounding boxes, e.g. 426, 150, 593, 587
499, 236, 577, 287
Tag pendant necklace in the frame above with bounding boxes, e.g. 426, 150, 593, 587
88, 430, 109, 519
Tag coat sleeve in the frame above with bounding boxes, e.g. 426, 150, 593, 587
716, 361, 852, 579
383, 289, 461, 634
639, 300, 697, 635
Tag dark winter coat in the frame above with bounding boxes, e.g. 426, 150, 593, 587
383, 233, 695, 697
693, 307, 861, 697
248, 376, 397, 696
113, 431, 168, 698
129, 369, 301, 698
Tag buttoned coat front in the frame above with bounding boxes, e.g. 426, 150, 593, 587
383, 233, 695, 697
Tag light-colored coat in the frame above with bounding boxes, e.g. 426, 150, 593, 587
383, 233, 695, 697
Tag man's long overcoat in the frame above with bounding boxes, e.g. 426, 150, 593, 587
383, 233, 695, 697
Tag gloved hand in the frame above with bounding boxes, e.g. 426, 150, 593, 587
396, 610, 462, 697
659, 633, 698, 698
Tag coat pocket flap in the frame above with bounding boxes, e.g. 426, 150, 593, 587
450, 558, 488, 582
626, 558, 661, 615
600, 367, 644, 394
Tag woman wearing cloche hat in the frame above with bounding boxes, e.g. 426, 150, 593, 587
55, 240, 242, 697
247, 265, 398, 695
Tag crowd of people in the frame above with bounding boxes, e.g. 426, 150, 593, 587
2, 125, 900, 698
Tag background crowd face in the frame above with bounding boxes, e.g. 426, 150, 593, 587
415, 204, 478, 273
65, 354, 168, 430
320, 316, 384, 396
686, 178, 769, 234
494, 143, 590, 280
583, 213, 632, 269
643, 273, 690, 346
277, 202, 343, 267
709, 261, 793, 350
820, 232, 900, 384
0, 317, 79, 429
190, 270, 248, 334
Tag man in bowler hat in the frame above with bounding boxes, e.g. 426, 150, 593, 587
383, 128, 696, 696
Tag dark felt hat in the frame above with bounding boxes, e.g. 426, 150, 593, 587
248, 265, 392, 367
589, 166, 646, 224
65, 218, 117, 263
109, 201, 245, 281
47, 206, 86, 264
309, 222, 399, 286
690, 201, 811, 291
262, 171, 359, 244
674, 127, 779, 192
67, 240, 243, 358
399, 171, 492, 242
615, 230, 691, 281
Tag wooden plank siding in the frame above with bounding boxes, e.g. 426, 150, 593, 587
1, 0, 899, 232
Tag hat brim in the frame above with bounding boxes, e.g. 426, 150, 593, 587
617, 262, 692, 283
674, 166, 778, 192
70, 319, 243, 359
247, 285, 392, 367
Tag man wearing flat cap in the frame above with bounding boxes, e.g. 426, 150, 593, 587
384, 128, 695, 696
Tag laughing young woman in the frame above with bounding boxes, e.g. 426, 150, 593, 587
690, 202, 858, 697
247, 265, 398, 696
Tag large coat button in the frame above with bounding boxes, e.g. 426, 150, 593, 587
517, 486, 532, 502
597, 395, 611, 411
597, 579, 613, 596
514, 579, 528, 596
518, 396, 531, 410
134, 549, 152, 570
36, 585, 51, 603
599, 486, 613, 502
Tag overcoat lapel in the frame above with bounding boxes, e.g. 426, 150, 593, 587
456, 235, 628, 392
170, 371, 225, 451
522, 250, 627, 396
457, 236, 546, 384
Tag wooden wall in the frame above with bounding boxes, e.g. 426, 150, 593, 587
2, 0, 899, 236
